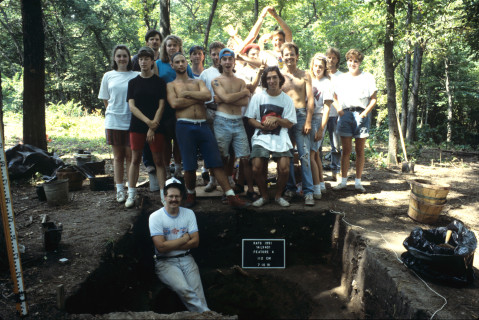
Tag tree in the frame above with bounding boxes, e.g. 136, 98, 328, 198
204, 0, 218, 48
21, 0, 46, 150
159, 0, 170, 39
400, 0, 412, 136
384, 0, 399, 165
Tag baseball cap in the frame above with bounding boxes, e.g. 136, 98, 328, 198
219, 48, 235, 60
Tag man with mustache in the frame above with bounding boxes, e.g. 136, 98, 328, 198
149, 178, 209, 313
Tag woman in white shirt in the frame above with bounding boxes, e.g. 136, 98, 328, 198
309, 53, 334, 199
98, 45, 138, 202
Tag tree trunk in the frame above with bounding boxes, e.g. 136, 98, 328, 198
159, 0, 170, 40
400, 0, 412, 137
445, 57, 453, 144
406, 42, 423, 142
21, 0, 46, 150
0, 68, 3, 143
204, 0, 219, 48
254, 0, 259, 21
384, 0, 399, 165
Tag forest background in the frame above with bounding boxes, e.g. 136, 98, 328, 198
1, 0, 479, 163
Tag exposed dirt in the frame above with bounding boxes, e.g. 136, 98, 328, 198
1, 149, 478, 319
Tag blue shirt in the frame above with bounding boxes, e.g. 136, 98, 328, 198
156, 60, 194, 83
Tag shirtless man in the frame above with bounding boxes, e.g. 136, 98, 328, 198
280, 42, 315, 206
167, 52, 250, 209
258, 7, 292, 68
212, 48, 255, 201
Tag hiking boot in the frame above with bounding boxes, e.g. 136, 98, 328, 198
185, 193, 196, 208
201, 171, 210, 184
116, 190, 126, 203
204, 180, 217, 192
221, 194, 228, 205
304, 193, 315, 206
275, 197, 290, 207
252, 197, 268, 207
227, 194, 250, 209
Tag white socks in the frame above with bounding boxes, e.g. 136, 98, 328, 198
225, 189, 235, 196
116, 184, 124, 192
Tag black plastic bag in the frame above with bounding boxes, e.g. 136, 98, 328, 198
5, 144, 64, 180
402, 220, 477, 286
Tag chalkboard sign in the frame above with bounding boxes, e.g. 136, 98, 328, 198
242, 239, 285, 269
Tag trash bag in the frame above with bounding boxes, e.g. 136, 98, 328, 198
402, 220, 477, 287
5, 144, 64, 180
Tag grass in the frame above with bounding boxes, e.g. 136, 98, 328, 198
3, 109, 112, 163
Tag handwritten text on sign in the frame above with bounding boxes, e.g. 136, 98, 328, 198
242, 239, 285, 269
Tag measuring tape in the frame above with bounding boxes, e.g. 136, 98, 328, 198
0, 130, 28, 316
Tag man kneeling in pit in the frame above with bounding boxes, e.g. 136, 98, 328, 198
149, 178, 209, 313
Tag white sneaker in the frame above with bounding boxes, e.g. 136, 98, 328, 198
204, 180, 218, 192
252, 197, 268, 207
284, 190, 296, 198
304, 193, 315, 206
275, 197, 290, 207
333, 183, 347, 191
116, 191, 126, 203
125, 195, 135, 208
355, 184, 366, 193
313, 192, 322, 200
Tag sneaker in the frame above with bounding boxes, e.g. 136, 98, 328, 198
185, 193, 196, 208
252, 197, 268, 207
313, 192, 322, 200
125, 195, 135, 208
246, 191, 260, 201
284, 189, 296, 198
146, 166, 156, 173
333, 183, 347, 191
234, 184, 245, 194
204, 180, 218, 192
116, 191, 126, 203
355, 184, 366, 193
227, 194, 250, 209
320, 185, 327, 194
305, 193, 315, 206
275, 197, 290, 207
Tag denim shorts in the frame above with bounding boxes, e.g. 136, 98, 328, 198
337, 109, 370, 138
310, 116, 323, 151
176, 120, 223, 171
214, 114, 250, 158
250, 144, 292, 159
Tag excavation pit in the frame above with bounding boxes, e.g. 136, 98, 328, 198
64, 208, 398, 318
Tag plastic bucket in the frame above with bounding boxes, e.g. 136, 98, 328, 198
408, 179, 450, 205
408, 192, 445, 224
43, 179, 69, 206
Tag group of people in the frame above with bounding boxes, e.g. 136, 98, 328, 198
98, 5, 378, 313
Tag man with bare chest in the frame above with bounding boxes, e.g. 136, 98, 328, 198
211, 48, 255, 200
280, 42, 316, 206
167, 52, 249, 209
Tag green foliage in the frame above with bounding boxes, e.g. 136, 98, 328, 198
1, 70, 23, 113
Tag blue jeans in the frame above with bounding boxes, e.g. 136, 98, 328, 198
155, 255, 209, 313
286, 108, 314, 196
319, 116, 341, 174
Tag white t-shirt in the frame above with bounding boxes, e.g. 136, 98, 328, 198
327, 70, 343, 117
245, 91, 297, 152
312, 77, 333, 116
98, 70, 139, 130
149, 207, 199, 257
199, 66, 220, 104
260, 50, 284, 69
333, 71, 377, 111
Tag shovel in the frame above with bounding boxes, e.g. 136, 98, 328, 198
396, 112, 414, 173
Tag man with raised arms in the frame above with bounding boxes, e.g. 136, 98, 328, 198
212, 48, 255, 201
245, 66, 296, 207
167, 52, 250, 209
280, 42, 316, 206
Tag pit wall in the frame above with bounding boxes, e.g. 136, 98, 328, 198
337, 221, 439, 319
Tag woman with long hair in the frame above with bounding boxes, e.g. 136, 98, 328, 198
309, 53, 334, 199
98, 45, 138, 202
